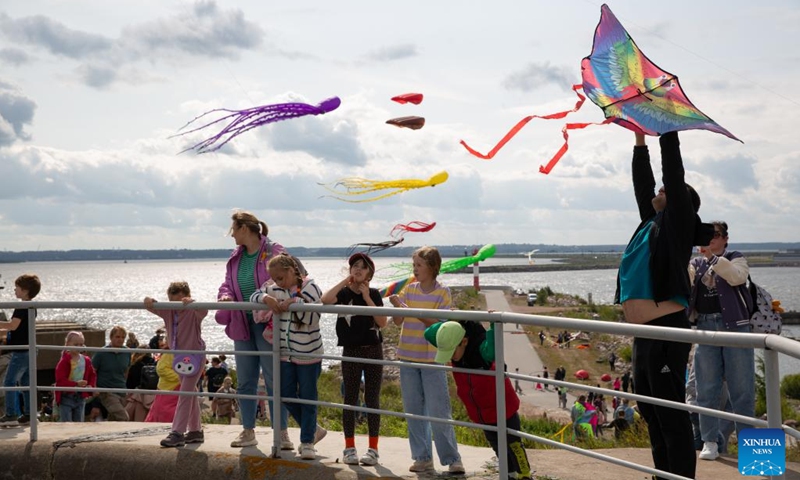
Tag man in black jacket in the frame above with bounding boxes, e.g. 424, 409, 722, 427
615, 131, 714, 480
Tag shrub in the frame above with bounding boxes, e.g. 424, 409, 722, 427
618, 344, 632, 362
781, 374, 800, 400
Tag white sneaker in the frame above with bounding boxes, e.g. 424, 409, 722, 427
280, 430, 294, 450
360, 448, 379, 466
699, 441, 719, 461
299, 443, 316, 460
409, 459, 434, 472
230, 429, 258, 448
313, 424, 328, 445
448, 459, 466, 474
342, 447, 359, 465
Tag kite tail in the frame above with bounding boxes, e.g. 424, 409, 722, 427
460, 84, 587, 160
539, 118, 614, 174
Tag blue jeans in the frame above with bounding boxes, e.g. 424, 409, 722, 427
4, 352, 30, 417
694, 313, 755, 443
399, 365, 461, 466
280, 361, 321, 444
58, 393, 85, 422
233, 320, 288, 430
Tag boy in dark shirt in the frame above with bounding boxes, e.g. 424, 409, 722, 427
425, 321, 533, 480
0, 274, 41, 426
206, 357, 228, 398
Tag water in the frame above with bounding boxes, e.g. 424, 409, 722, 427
1, 258, 798, 374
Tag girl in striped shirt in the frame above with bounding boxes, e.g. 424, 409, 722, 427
251, 254, 324, 460
389, 246, 464, 474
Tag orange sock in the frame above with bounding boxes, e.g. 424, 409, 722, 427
369, 436, 379, 450
345, 437, 355, 449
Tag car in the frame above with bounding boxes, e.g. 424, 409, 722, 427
527, 293, 538, 306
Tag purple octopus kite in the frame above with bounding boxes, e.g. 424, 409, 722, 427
172, 96, 341, 154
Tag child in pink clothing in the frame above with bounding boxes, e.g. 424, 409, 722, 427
144, 281, 208, 448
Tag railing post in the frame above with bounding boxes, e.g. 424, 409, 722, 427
28, 307, 38, 442
763, 348, 785, 479
271, 316, 282, 458
494, 319, 508, 479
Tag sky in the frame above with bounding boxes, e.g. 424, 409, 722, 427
1, 0, 798, 251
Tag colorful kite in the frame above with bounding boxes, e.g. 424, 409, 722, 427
460, 3, 740, 174
347, 238, 404, 257
320, 171, 448, 203
386, 116, 426, 130
389, 221, 437, 239
378, 244, 497, 297
172, 96, 341, 154
391, 93, 424, 105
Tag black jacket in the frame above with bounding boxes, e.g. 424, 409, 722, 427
615, 132, 714, 305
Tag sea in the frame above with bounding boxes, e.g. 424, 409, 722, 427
1, 257, 799, 376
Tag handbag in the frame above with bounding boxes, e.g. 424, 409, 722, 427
170, 313, 206, 377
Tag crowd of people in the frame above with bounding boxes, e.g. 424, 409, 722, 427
0, 143, 759, 480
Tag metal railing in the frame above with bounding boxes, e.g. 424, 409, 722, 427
0, 300, 798, 480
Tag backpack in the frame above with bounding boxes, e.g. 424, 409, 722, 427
139, 364, 159, 390
746, 275, 782, 334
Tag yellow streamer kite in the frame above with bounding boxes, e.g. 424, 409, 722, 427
319, 171, 449, 203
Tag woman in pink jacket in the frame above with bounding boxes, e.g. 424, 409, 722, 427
55, 331, 97, 422
216, 211, 290, 448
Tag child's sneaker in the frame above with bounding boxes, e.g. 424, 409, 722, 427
342, 447, 359, 465
185, 430, 204, 444
0, 415, 18, 426
360, 448, 379, 466
160, 431, 185, 448
313, 425, 327, 444
17, 414, 30, 425
230, 429, 258, 448
409, 459, 434, 472
299, 443, 316, 460
280, 429, 294, 450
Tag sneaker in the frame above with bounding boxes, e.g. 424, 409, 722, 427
17, 414, 30, 425
342, 447, 359, 465
160, 431, 186, 448
185, 430, 204, 444
360, 448, 379, 466
230, 429, 258, 448
280, 430, 294, 450
409, 459, 434, 472
313, 425, 328, 445
448, 459, 466, 474
0, 415, 19, 426
299, 443, 315, 460
699, 441, 719, 460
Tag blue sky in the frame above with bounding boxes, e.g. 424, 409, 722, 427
1, 1, 798, 251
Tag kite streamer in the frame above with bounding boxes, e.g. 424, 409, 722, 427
172, 96, 341, 154
320, 171, 449, 203
389, 221, 436, 239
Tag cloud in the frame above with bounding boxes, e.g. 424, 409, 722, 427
363, 43, 418, 62
0, 13, 113, 59
266, 117, 368, 166
695, 153, 757, 191
502, 61, 574, 92
121, 0, 264, 60
75, 63, 118, 89
0, 82, 36, 146
0, 47, 32, 66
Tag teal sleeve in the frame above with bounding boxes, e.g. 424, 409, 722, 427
479, 323, 496, 363
424, 322, 442, 347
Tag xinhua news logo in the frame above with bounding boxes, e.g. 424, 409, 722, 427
739, 428, 785, 476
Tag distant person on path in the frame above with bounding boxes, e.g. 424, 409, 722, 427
615, 131, 715, 480
389, 246, 464, 475
321, 252, 387, 466
92, 325, 131, 421
621, 371, 630, 393
426, 321, 533, 480
55, 331, 96, 422
571, 395, 595, 439
0, 274, 40, 426
145, 281, 208, 448
215, 210, 290, 449
558, 387, 568, 409
212, 376, 238, 424
538, 330, 545, 345
688, 221, 753, 461
608, 351, 617, 371
542, 366, 550, 391
252, 254, 326, 460
205, 357, 228, 399
613, 377, 621, 392
218, 354, 229, 372
514, 368, 523, 395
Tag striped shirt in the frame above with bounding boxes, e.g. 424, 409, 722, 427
237, 250, 259, 320
251, 279, 323, 364
395, 281, 452, 363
